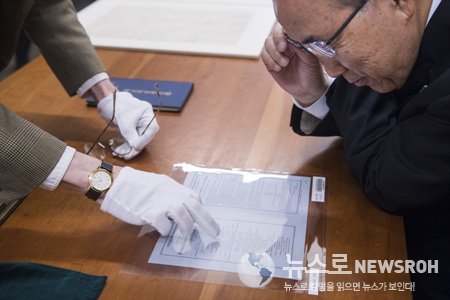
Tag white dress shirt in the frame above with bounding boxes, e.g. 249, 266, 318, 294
39, 72, 108, 190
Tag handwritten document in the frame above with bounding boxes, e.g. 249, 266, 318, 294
147, 165, 312, 280
78, 0, 276, 58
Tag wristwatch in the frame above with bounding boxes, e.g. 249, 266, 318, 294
85, 161, 114, 201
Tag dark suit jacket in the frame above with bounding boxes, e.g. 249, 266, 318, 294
0, 0, 106, 203
0, 0, 105, 95
290, 1, 450, 298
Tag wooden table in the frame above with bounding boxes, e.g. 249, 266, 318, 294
0, 50, 411, 299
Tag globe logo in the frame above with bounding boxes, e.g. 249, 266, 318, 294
237, 251, 275, 288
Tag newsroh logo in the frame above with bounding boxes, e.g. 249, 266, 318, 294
283, 253, 439, 277
354, 260, 438, 274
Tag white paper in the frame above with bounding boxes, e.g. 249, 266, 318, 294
78, 0, 276, 58
148, 165, 312, 280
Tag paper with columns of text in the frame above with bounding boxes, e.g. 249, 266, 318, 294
146, 165, 312, 280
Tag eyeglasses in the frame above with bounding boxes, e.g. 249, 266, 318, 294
84, 83, 163, 160
285, 1, 366, 58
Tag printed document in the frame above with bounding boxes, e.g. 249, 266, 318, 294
147, 165, 312, 279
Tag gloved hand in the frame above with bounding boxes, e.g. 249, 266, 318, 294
100, 167, 221, 237
97, 92, 159, 160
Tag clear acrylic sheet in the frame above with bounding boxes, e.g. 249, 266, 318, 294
121, 163, 327, 295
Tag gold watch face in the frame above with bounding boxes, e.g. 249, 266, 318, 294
89, 169, 113, 192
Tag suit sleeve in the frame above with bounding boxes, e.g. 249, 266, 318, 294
360, 72, 450, 213
0, 104, 66, 204
22, 0, 105, 96
294, 75, 450, 213
290, 104, 341, 137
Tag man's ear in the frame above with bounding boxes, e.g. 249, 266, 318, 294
393, 0, 415, 19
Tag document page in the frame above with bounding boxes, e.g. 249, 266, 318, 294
78, 0, 276, 58
147, 166, 312, 280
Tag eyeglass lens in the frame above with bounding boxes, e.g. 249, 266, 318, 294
284, 1, 366, 58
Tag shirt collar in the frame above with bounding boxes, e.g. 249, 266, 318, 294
426, 0, 442, 26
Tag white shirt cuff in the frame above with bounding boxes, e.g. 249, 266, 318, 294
292, 77, 335, 120
39, 146, 76, 191
76, 72, 109, 98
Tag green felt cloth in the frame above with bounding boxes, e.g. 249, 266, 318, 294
0, 262, 107, 300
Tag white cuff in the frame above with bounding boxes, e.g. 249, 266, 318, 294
293, 76, 335, 120
39, 146, 76, 191
76, 72, 109, 98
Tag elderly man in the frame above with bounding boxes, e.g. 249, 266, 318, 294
263, 0, 449, 298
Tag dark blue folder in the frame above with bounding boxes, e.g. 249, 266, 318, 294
87, 77, 194, 112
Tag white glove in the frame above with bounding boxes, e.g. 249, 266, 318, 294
97, 92, 159, 160
100, 167, 221, 237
